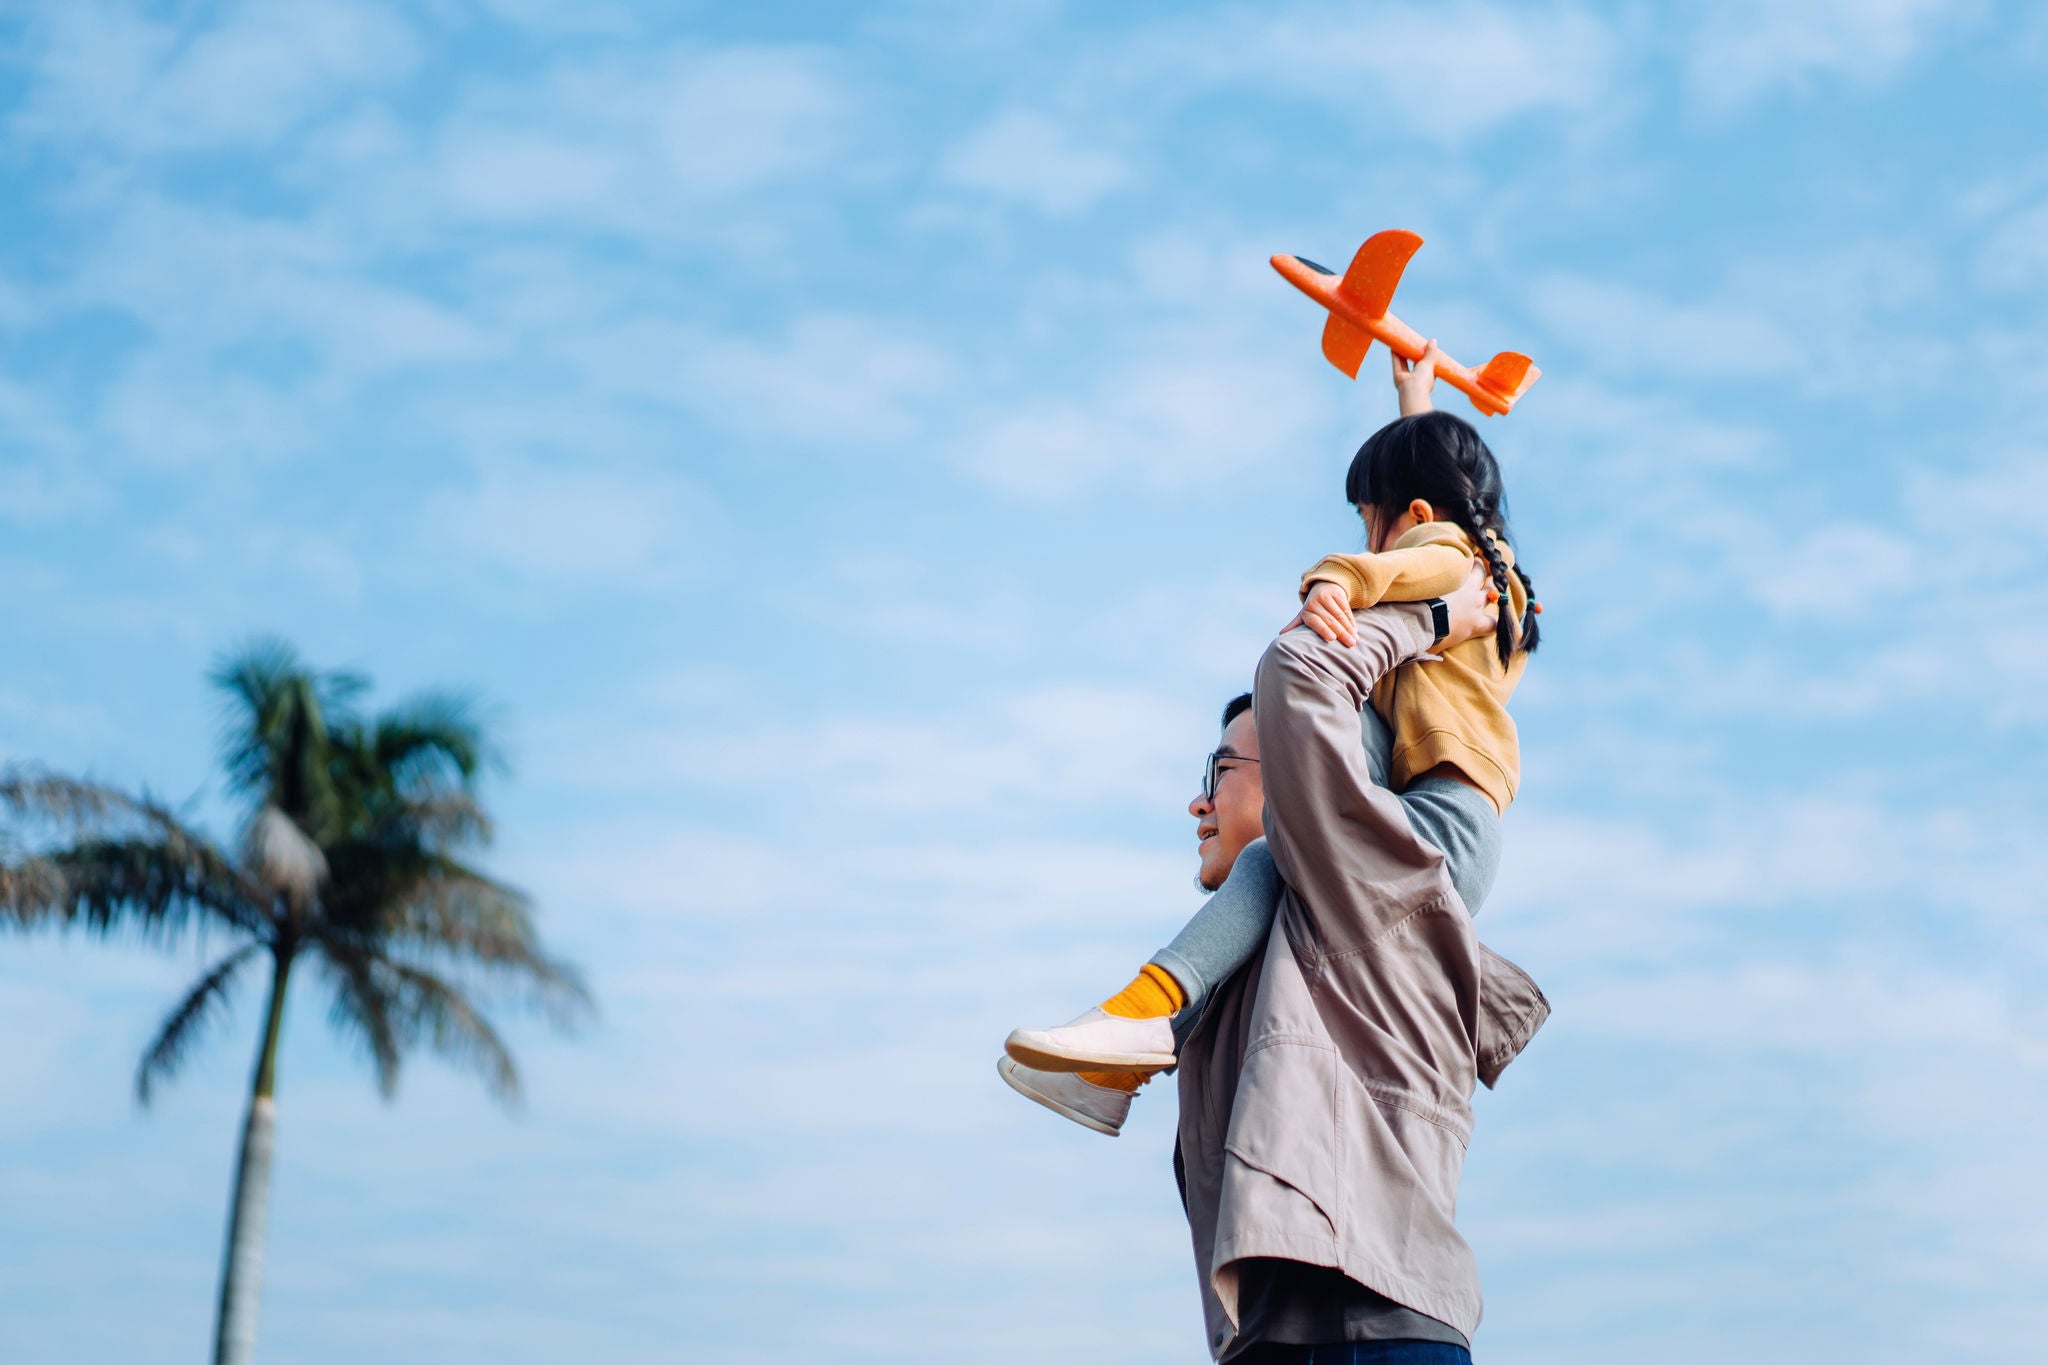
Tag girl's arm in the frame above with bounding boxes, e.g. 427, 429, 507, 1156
1300, 530, 1472, 610
1292, 543, 1495, 648
1393, 338, 1442, 416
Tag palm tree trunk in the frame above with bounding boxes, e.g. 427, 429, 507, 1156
213, 949, 292, 1365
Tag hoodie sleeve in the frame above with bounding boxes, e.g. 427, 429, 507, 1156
1299, 524, 1473, 608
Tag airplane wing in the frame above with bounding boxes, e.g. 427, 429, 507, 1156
1322, 314, 1373, 377
1477, 351, 1539, 403
1338, 229, 1424, 320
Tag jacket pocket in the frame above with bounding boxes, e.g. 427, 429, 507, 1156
1475, 942, 1551, 1088
1223, 1036, 1342, 1237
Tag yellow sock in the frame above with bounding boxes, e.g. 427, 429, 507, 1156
1099, 963, 1187, 1020
1078, 1069, 1148, 1093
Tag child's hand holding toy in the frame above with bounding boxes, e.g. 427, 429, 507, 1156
1393, 340, 1443, 417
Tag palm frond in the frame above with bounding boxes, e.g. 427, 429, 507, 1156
311, 942, 523, 1105
2, 812, 63, 927
0, 770, 208, 844
377, 957, 521, 1106
210, 638, 361, 839
0, 771, 267, 940
316, 943, 403, 1098
394, 790, 494, 850
372, 692, 499, 785
320, 847, 592, 1026
136, 944, 264, 1105
326, 695, 500, 851
40, 840, 269, 942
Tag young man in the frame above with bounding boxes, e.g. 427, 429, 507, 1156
1005, 592, 1546, 1363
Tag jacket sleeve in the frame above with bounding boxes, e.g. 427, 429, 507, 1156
1252, 605, 1450, 953
1300, 542, 1470, 607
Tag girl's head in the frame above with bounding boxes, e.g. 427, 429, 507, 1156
1343, 410, 1539, 665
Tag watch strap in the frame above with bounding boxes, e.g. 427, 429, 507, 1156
1426, 598, 1451, 649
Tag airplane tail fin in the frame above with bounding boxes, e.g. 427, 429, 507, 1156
1477, 351, 1540, 404
1338, 230, 1424, 319
1322, 314, 1372, 377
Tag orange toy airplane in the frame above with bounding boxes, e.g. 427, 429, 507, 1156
1271, 230, 1540, 416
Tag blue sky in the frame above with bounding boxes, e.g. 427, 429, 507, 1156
2, 1, 2046, 1361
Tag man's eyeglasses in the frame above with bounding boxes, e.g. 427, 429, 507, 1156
1202, 750, 1260, 801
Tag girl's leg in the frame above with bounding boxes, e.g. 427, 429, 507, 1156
1366, 698, 1501, 917
1005, 706, 1496, 1090
1049, 708, 1484, 1039
1145, 775, 1497, 1045
1398, 776, 1500, 918
1005, 842, 1281, 1083
1143, 702, 1404, 1026
1149, 836, 1281, 1032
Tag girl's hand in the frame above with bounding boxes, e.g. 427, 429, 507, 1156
1392, 340, 1442, 416
1439, 559, 1501, 650
1284, 580, 1359, 646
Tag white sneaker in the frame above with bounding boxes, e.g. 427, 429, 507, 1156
1004, 1007, 1176, 1073
996, 1056, 1134, 1137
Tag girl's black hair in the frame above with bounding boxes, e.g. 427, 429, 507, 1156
1344, 411, 1539, 667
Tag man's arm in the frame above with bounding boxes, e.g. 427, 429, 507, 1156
1252, 605, 1445, 955
1252, 572, 1495, 953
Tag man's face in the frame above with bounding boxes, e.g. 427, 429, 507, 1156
1189, 710, 1263, 891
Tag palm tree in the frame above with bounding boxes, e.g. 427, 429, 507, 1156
0, 638, 590, 1365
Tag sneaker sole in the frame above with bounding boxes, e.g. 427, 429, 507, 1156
996, 1057, 1121, 1137
1003, 1028, 1175, 1074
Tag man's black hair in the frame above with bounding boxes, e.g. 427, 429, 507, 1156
1221, 691, 1252, 731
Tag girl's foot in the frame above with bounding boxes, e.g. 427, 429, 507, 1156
996, 1056, 1143, 1136
1003, 1008, 1175, 1073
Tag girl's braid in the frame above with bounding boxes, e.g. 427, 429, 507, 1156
1451, 504, 1517, 667
1511, 562, 1541, 654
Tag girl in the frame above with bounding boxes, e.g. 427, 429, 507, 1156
1001, 347, 1540, 1133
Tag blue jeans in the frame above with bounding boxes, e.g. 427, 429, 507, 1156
1230, 1344, 1472, 1364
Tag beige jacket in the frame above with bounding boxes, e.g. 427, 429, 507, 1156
1174, 603, 1550, 1359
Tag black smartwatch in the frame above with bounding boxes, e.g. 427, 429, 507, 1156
1425, 598, 1451, 650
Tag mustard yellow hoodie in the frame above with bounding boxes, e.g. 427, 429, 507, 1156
1299, 521, 1529, 815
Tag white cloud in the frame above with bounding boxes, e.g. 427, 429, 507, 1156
650, 48, 846, 195
12, 0, 419, 154
1528, 275, 1805, 381
98, 360, 319, 471
1741, 522, 1918, 620
73, 196, 494, 387
570, 314, 955, 447
460, 0, 641, 37
1114, 1, 1619, 142
967, 344, 1334, 498
1686, 0, 1982, 111
1568, 958, 2038, 1054
1491, 786, 2048, 974
940, 110, 1131, 215
1976, 196, 2048, 292
423, 45, 852, 234
0, 379, 103, 521
423, 459, 713, 587
539, 679, 1210, 819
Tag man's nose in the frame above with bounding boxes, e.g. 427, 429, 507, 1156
1189, 791, 1213, 819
